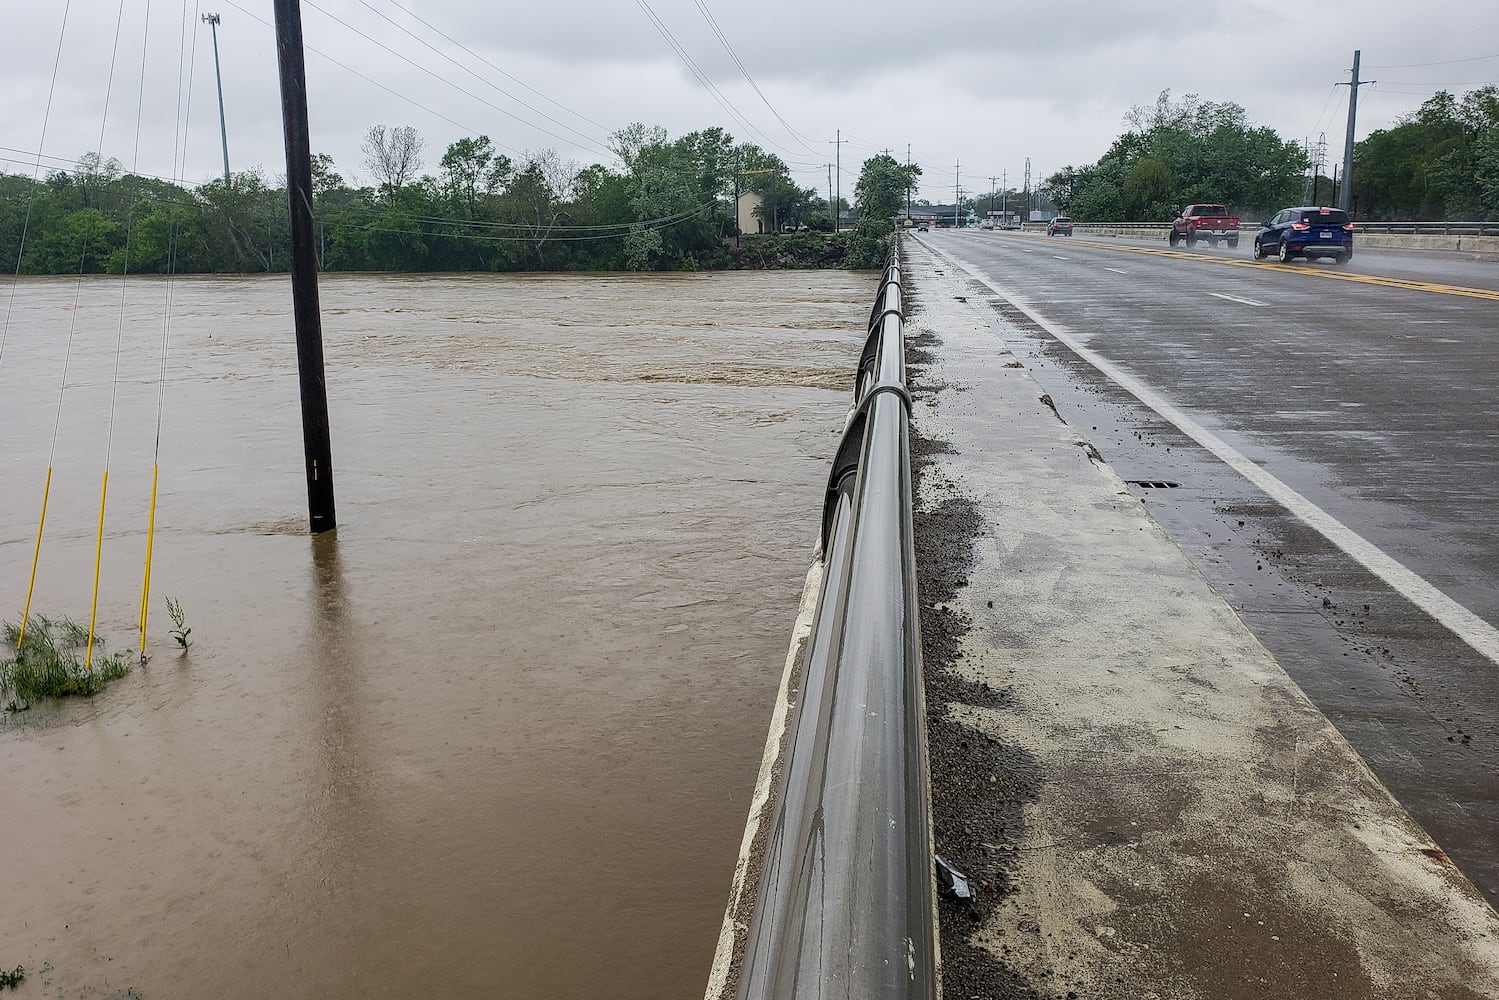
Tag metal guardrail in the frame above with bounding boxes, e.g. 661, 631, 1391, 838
1345, 220, 1497, 235
737, 244, 937, 1000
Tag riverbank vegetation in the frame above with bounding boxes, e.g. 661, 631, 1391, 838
0, 124, 887, 274
1, 616, 132, 711
1035, 87, 1499, 223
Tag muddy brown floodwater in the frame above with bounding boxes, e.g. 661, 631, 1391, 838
0, 270, 872, 999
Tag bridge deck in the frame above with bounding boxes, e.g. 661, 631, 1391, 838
901, 238, 1499, 999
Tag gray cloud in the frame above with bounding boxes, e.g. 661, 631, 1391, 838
1, 0, 1494, 206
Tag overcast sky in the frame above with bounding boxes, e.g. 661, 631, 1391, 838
2, 0, 1496, 206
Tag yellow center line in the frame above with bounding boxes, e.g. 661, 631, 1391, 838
1042, 235, 1499, 302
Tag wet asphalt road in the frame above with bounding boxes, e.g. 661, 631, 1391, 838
919, 228, 1499, 899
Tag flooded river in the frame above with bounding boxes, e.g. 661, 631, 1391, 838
0, 270, 872, 998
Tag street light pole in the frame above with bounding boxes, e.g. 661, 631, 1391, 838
203, 13, 230, 182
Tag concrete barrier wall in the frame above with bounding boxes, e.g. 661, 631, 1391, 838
1055, 224, 1499, 256
1354, 233, 1499, 254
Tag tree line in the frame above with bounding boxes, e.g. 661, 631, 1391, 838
1035, 86, 1499, 224
1353, 86, 1499, 220
0, 123, 893, 275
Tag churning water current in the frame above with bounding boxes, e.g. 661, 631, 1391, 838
0, 270, 873, 999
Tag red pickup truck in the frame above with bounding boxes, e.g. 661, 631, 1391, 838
1170, 205, 1241, 248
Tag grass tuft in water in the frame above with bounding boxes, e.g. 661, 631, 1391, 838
166, 596, 192, 649
1, 614, 132, 710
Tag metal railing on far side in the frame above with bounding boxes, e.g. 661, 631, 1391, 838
737, 245, 937, 1000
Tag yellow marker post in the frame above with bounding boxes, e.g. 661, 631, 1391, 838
17, 467, 54, 650
86, 469, 108, 670
138, 465, 159, 655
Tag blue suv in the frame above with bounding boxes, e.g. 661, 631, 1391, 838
1254, 206, 1354, 264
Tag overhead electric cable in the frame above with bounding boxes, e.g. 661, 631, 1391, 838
353, 0, 615, 148
332, 200, 716, 244
82, 0, 138, 669
300, 0, 616, 158
139, 0, 201, 656
1369, 51, 1499, 70
688, 0, 819, 154
11, 0, 75, 650
2, 1, 74, 375
631, 0, 787, 155
331, 199, 719, 233
219, 0, 527, 159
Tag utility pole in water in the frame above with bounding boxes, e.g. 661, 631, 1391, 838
203, 13, 230, 181
273, 0, 336, 533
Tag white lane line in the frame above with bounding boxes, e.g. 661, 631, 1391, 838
1104, 267, 1128, 275
934, 245, 1499, 669
1022, 249, 1034, 254
1052, 255, 1068, 260
1210, 291, 1268, 307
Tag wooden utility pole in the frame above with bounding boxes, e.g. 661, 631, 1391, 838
273, 0, 336, 533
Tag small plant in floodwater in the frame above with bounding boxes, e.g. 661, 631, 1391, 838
166, 596, 191, 649
1, 615, 132, 710
0, 964, 24, 989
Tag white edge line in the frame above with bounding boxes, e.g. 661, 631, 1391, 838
704, 560, 823, 1000
932, 245, 1499, 668
1210, 291, 1269, 307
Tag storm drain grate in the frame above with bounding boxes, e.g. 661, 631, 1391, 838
1126, 480, 1181, 489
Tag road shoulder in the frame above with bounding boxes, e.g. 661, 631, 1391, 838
902, 237, 1499, 999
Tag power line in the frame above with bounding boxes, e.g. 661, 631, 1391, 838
221, 0, 522, 157
631, 0, 791, 158
372, 0, 614, 136
300, 0, 617, 159
1369, 51, 1499, 70
688, 0, 819, 154
1, 0, 75, 374
347, 0, 613, 154
1377, 77, 1498, 87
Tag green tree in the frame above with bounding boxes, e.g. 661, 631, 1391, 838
850, 154, 921, 266
1043, 91, 1305, 221
1353, 87, 1498, 219
439, 136, 511, 218
22, 208, 118, 273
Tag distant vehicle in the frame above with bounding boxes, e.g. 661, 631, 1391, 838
917, 222, 929, 232
1047, 217, 1073, 236
979, 219, 994, 230
1170, 204, 1240, 248
1255, 206, 1354, 264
